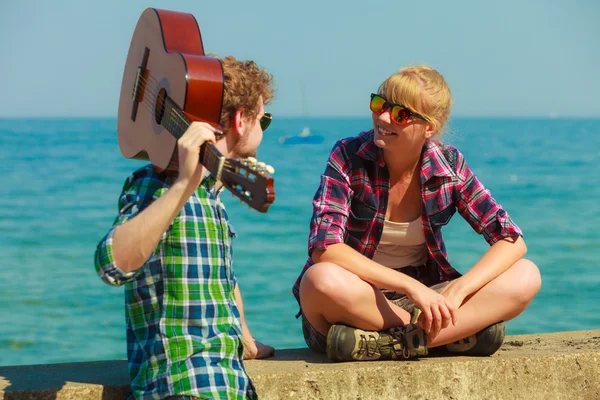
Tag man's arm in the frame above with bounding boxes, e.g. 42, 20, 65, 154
111, 123, 218, 273
112, 180, 197, 273
234, 283, 275, 360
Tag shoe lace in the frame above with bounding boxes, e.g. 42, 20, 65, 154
388, 327, 411, 359
357, 330, 411, 359
357, 334, 381, 357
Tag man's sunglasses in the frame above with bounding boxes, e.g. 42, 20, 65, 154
259, 112, 272, 131
370, 93, 428, 125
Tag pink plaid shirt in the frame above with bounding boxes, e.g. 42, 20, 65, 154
292, 130, 522, 304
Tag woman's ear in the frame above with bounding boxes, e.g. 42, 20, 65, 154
424, 122, 435, 139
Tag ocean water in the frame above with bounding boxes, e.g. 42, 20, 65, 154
0, 117, 598, 367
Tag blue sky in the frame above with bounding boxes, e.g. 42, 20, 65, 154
1, 0, 598, 117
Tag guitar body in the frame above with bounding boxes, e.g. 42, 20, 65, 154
117, 8, 224, 170
117, 8, 275, 212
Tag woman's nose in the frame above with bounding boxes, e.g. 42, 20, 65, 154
378, 110, 392, 124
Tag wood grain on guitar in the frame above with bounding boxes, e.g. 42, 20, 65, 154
117, 8, 275, 213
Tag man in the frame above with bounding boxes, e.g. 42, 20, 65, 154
95, 55, 275, 400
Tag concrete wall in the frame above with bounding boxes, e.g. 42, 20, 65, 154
1, 330, 599, 399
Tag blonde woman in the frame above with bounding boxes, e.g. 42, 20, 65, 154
292, 66, 541, 361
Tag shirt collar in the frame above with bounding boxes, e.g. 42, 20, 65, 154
356, 130, 386, 167
202, 173, 217, 189
355, 131, 455, 181
201, 172, 225, 197
356, 130, 456, 183
420, 140, 456, 183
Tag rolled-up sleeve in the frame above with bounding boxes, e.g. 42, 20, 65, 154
455, 151, 523, 245
94, 171, 167, 286
308, 144, 354, 255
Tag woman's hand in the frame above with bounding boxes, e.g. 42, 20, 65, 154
439, 277, 469, 314
406, 283, 457, 340
175, 122, 222, 191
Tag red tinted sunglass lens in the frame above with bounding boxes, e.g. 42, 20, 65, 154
370, 95, 387, 114
391, 106, 410, 124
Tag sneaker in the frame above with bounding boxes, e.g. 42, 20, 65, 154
326, 323, 428, 362
431, 321, 505, 356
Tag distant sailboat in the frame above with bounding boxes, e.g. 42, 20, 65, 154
278, 82, 324, 145
278, 126, 324, 144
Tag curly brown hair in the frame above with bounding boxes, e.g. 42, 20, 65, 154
215, 55, 275, 132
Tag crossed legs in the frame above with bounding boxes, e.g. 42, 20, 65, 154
299, 259, 541, 348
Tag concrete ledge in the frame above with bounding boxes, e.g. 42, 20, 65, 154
1, 330, 599, 399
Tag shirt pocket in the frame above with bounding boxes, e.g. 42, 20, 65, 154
347, 198, 377, 239
429, 204, 456, 228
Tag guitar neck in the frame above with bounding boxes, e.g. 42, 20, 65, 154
161, 95, 224, 176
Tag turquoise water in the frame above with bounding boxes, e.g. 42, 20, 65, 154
0, 117, 598, 366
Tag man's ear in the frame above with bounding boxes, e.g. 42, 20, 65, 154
231, 109, 246, 138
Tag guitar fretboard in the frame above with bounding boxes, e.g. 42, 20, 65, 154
161, 96, 224, 177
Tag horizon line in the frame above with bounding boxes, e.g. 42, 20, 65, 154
1, 115, 599, 120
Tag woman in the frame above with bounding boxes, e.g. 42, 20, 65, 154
292, 65, 541, 362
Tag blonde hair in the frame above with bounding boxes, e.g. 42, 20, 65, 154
217, 55, 275, 131
378, 65, 451, 134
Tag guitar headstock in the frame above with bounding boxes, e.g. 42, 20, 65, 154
218, 156, 275, 213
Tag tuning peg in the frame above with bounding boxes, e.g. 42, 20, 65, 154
245, 157, 257, 167
255, 162, 266, 173
265, 165, 275, 175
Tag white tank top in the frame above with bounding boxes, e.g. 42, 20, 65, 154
372, 217, 428, 269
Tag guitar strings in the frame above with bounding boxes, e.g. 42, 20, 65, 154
131, 73, 265, 175
132, 99, 240, 173
135, 74, 222, 142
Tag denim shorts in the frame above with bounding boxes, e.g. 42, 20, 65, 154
301, 263, 451, 354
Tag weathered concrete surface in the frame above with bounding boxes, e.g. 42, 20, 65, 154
1, 330, 599, 399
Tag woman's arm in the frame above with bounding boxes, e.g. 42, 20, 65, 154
442, 236, 527, 309
446, 147, 526, 306
307, 140, 455, 333
313, 243, 427, 294
313, 243, 456, 332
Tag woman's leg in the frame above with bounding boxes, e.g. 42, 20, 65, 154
300, 258, 541, 348
428, 258, 541, 347
299, 262, 413, 336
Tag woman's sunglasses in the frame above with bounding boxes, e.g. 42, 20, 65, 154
259, 112, 272, 131
370, 94, 428, 125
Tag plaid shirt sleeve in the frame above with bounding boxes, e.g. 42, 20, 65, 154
454, 150, 523, 245
94, 170, 168, 286
308, 141, 354, 255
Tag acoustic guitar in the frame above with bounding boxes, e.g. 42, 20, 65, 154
117, 8, 275, 213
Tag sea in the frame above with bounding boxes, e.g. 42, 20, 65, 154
0, 117, 599, 366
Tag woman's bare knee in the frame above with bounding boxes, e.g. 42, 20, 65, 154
511, 258, 542, 305
301, 262, 347, 295
495, 258, 541, 321
300, 262, 359, 310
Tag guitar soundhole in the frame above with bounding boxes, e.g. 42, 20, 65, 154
154, 88, 167, 125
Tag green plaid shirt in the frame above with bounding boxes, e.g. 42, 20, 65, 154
95, 165, 257, 400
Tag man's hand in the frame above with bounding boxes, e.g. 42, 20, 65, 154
243, 339, 275, 360
175, 122, 221, 191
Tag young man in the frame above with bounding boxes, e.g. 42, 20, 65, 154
95, 56, 275, 400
